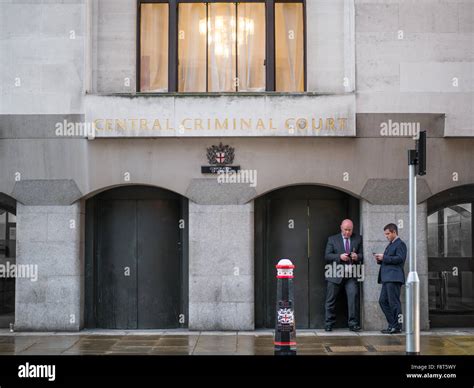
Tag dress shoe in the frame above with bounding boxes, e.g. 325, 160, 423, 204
381, 327, 402, 334
324, 325, 333, 332
349, 325, 361, 332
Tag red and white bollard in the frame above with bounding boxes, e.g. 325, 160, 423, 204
274, 259, 297, 356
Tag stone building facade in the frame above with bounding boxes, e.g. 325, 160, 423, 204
0, 0, 473, 331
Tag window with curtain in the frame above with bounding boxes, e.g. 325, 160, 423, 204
140, 3, 169, 92
179, 2, 265, 92
139, 1, 305, 93
275, 2, 304, 92
238, 3, 266, 92
178, 3, 207, 92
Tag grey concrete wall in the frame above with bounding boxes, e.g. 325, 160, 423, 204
0, 0, 85, 114
0, 10, 470, 195
93, 0, 136, 93
361, 201, 429, 331
189, 202, 254, 330
83, 136, 474, 202
15, 202, 84, 331
0, 135, 88, 204
2, 133, 473, 205
1, 0, 472, 138
0, 102, 473, 209
307, 0, 355, 93
356, 0, 474, 136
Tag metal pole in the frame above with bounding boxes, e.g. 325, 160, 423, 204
406, 159, 420, 355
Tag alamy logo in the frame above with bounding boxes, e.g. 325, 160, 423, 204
217, 169, 257, 187
325, 262, 365, 282
380, 120, 420, 139
0, 262, 38, 282
55, 120, 96, 139
18, 362, 56, 381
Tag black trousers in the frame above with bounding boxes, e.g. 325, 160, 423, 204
379, 282, 402, 329
325, 278, 359, 327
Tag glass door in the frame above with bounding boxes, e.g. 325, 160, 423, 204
428, 203, 474, 327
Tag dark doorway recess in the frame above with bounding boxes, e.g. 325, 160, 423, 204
255, 185, 360, 329
85, 186, 188, 329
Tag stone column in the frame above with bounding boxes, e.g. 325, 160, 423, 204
15, 202, 84, 331
188, 202, 254, 330
360, 201, 429, 331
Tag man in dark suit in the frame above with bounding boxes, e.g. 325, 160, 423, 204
374, 223, 407, 334
324, 219, 363, 332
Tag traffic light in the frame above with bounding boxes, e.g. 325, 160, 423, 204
416, 131, 426, 176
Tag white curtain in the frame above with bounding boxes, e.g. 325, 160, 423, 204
140, 4, 169, 92
178, 4, 206, 92
177, 2, 267, 93
208, 3, 236, 92
238, 3, 266, 92
275, 3, 304, 92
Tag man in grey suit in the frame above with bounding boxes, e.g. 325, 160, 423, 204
324, 219, 363, 331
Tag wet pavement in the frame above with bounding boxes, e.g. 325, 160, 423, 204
0, 329, 472, 356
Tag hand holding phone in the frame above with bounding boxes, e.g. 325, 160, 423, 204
340, 253, 350, 261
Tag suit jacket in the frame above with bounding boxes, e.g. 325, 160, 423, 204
377, 237, 407, 284
324, 233, 363, 284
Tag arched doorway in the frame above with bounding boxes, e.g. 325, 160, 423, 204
85, 185, 188, 329
255, 185, 360, 329
427, 185, 474, 327
0, 204, 16, 328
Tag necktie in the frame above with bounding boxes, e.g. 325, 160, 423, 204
345, 238, 350, 254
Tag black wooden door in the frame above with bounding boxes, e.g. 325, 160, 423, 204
266, 199, 309, 329
96, 196, 181, 329
137, 200, 180, 328
97, 199, 138, 329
